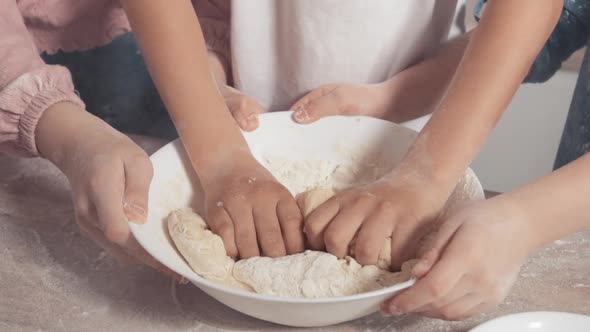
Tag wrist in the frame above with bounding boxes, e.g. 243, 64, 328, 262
486, 194, 540, 254
36, 102, 89, 165
192, 143, 257, 186
36, 102, 121, 170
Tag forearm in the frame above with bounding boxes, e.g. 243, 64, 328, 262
497, 152, 590, 249
121, 0, 249, 178
385, 32, 471, 123
208, 50, 229, 85
397, 0, 562, 195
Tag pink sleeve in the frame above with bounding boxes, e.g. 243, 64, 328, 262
0, 0, 84, 157
192, 0, 231, 63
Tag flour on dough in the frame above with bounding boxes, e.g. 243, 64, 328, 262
167, 209, 415, 298
167, 209, 251, 291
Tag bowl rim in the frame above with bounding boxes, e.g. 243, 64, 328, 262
134, 112, 475, 303
470, 311, 590, 331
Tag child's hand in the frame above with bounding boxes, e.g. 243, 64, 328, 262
219, 84, 266, 132
200, 154, 305, 259
304, 176, 445, 269
290, 83, 391, 124
382, 198, 533, 320
36, 103, 180, 280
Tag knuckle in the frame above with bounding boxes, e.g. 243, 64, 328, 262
89, 173, 108, 189
376, 200, 394, 214
238, 96, 254, 110
103, 224, 129, 244
323, 232, 345, 252
426, 279, 448, 298
74, 198, 90, 217
354, 243, 377, 264
438, 308, 460, 321
215, 222, 234, 238
234, 225, 254, 242
303, 220, 323, 237
129, 152, 152, 170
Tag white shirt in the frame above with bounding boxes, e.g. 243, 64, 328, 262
198, 0, 459, 112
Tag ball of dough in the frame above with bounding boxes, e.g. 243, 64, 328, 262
297, 187, 392, 269
167, 209, 234, 281
296, 187, 335, 217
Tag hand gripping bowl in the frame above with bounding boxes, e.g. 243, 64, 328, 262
130, 112, 484, 327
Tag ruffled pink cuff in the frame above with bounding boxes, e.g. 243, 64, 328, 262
0, 65, 85, 157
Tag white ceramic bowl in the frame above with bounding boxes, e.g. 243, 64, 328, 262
130, 112, 484, 327
470, 312, 590, 332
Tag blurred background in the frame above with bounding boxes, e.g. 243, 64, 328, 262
440, 0, 582, 193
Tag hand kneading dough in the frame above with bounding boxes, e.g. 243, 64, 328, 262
167, 209, 415, 298
297, 187, 392, 270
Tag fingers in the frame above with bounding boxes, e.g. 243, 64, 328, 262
227, 95, 266, 131
353, 203, 394, 265
418, 293, 483, 321
292, 86, 339, 124
323, 203, 367, 259
224, 200, 260, 259
413, 216, 464, 277
123, 152, 153, 224
304, 197, 341, 250
389, 220, 428, 271
207, 205, 239, 258
383, 250, 466, 315
291, 88, 325, 117
88, 167, 130, 246
276, 196, 305, 254
252, 202, 287, 258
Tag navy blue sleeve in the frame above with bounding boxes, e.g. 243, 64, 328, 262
474, 0, 590, 83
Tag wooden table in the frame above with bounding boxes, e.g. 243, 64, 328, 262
1, 136, 588, 331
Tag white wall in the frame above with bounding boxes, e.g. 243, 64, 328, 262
471, 71, 578, 192
403, 71, 577, 193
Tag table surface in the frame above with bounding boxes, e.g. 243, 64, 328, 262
1, 136, 588, 332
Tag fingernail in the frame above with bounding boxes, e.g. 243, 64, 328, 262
412, 260, 428, 275
248, 115, 259, 130
293, 108, 309, 122
124, 201, 147, 223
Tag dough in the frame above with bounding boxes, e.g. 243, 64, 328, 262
233, 251, 415, 298
296, 187, 392, 269
167, 209, 251, 291
296, 187, 335, 217
168, 155, 481, 298
167, 209, 415, 298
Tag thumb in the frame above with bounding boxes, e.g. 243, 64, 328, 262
291, 86, 339, 124
412, 219, 462, 278
123, 154, 153, 224
228, 95, 267, 132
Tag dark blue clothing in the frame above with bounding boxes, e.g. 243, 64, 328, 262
476, 0, 590, 83
477, 1, 590, 169
41, 33, 176, 140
